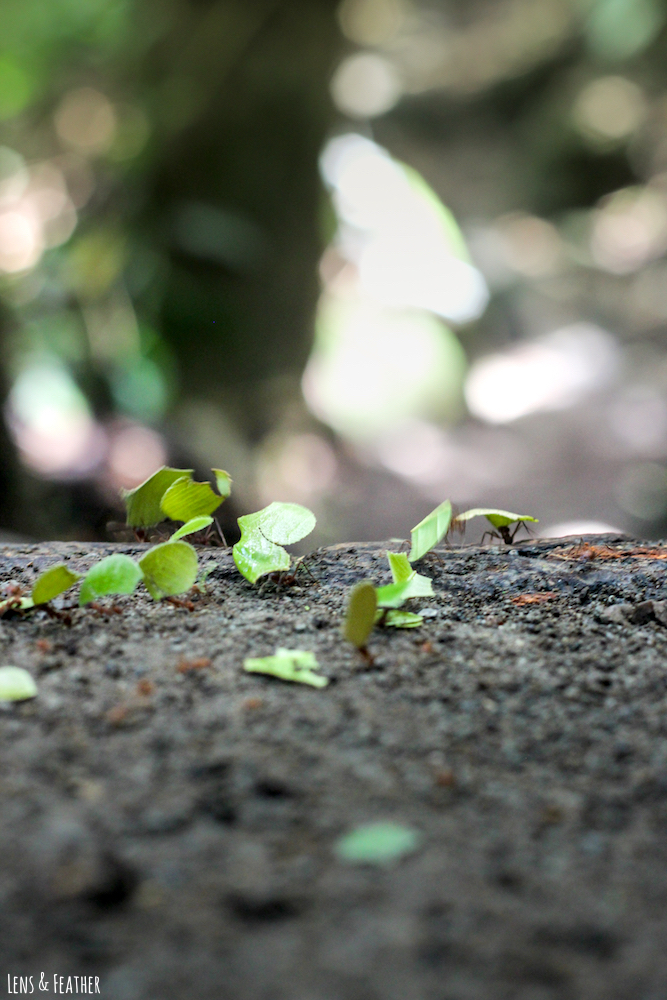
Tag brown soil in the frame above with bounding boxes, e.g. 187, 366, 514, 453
2, 534, 667, 999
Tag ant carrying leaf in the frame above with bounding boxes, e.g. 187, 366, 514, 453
453, 508, 538, 544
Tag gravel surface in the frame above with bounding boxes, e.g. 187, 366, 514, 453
2, 534, 667, 999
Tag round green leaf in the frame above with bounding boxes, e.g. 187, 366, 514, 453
343, 581, 377, 648
0, 666, 37, 702
233, 519, 290, 584
138, 541, 198, 601
256, 502, 316, 545
335, 822, 421, 864
160, 477, 222, 522
121, 466, 193, 528
32, 564, 81, 605
79, 554, 144, 607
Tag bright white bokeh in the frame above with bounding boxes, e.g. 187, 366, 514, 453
320, 134, 488, 323
465, 323, 619, 424
303, 297, 466, 440
6, 362, 104, 477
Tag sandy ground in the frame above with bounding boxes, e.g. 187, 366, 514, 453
2, 535, 667, 999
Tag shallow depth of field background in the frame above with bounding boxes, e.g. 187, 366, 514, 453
1, 0, 667, 545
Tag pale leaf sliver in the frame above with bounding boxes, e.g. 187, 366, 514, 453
244, 648, 328, 688
32, 564, 81, 605
121, 466, 193, 528
343, 581, 377, 648
79, 554, 143, 607
455, 507, 538, 529
161, 477, 222, 522
409, 500, 452, 562
0, 666, 37, 702
138, 541, 198, 600
257, 502, 316, 546
375, 608, 423, 628
171, 516, 213, 541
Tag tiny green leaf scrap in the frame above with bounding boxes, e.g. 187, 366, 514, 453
171, 515, 214, 541
233, 502, 316, 584
138, 541, 198, 600
32, 564, 81, 605
343, 581, 377, 649
212, 468, 232, 500
0, 666, 38, 702
335, 822, 421, 864
244, 648, 328, 688
121, 466, 193, 528
409, 500, 452, 562
160, 476, 223, 522
79, 554, 144, 607
0, 595, 34, 617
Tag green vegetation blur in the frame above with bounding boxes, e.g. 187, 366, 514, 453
2, 0, 667, 541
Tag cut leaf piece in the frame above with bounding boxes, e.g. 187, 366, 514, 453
454, 507, 538, 528
376, 580, 413, 609
171, 516, 213, 541
122, 467, 193, 528
212, 468, 232, 500
409, 500, 452, 562
376, 609, 424, 628
0, 596, 34, 617
160, 476, 222, 522
387, 551, 413, 583
233, 515, 291, 584
0, 666, 37, 701
32, 564, 81, 605
255, 501, 316, 546
244, 648, 328, 688
335, 822, 421, 864
343, 581, 377, 648
79, 555, 143, 607
138, 541, 198, 600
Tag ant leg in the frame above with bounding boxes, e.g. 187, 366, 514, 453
293, 556, 321, 586
480, 530, 501, 546
214, 518, 228, 548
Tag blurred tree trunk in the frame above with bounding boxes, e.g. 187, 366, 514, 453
141, 0, 342, 439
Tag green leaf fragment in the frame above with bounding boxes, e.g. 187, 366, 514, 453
233, 519, 290, 584
160, 476, 222, 522
255, 501, 316, 545
335, 822, 421, 864
122, 467, 193, 528
0, 596, 34, 617
409, 500, 452, 562
32, 564, 81, 605
0, 666, 37, 701
376, 580, 414, 608
171, 516, 214, 541
455, 507, 538, 528
212, 468, 232, 500
387, 551, 413, 583
343, 581, 377, 648
79, 554, 143, 607
244, 648, 328, 688
138, 541, 198, 600
376, 609, 424, 628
